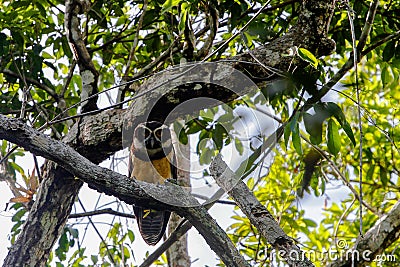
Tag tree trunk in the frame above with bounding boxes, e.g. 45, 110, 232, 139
3, 162, 82, 267
167, 130, 191, 267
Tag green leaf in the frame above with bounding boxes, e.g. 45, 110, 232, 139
234, 138, 244, 155
341, 121, 356, 146
174, 121, 188, 145
127, 229, 135, 243
366, 165, 375, 181
161, 0, 181, 14
12, 208, 26, 222
91, 255, 98, 264
292, 122, 302, 155
303, 218, 317, 227
199, 148, 213, 164
326, 102, 356, 145
303, 112, 323, 145
178, 4, 189, 33
61, 37, 72, 58
284, 123, 291, 149
379, 166, 388, 186
179, 128, 188, 145
69, 228, 79, 238
298, 47, 318, 68
212, 123, 226, 150
327, 118, 341, 155
382, 41, 396, 62
381, 64, 392, 87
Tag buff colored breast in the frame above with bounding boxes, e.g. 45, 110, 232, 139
131, 156, 172, 184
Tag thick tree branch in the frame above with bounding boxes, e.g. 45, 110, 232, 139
0, 115, 249, 267
65, 0, 99, 112
210, 155, 315, 267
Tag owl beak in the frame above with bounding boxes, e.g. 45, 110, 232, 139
146, 138, 155, 149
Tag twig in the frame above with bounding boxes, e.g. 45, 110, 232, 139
332, 197, 356, 251
357, 0, 380, 53
60, 60, 77, 98
346, 1, 363, 235
117, 0, 149, 103
361, 30, 400, 56
202, 0, 272, 62
77, 199, 116, 265
33, 155, 42, 182
124, 0, 148, 76
69, 208, 136, 219
2, 69, 59, 101
301, 134, 380, 215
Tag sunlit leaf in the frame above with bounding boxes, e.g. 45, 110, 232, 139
161, 0, 181, 14
298, 47, 318, 68
292, 122, 302, 155
327, 118, 340, 155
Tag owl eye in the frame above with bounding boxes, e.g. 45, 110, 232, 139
154, 129, 162, 140
144, 129, 151, 138
136, 127, 151, 140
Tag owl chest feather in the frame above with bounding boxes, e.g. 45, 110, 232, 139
132, 156, 172, 184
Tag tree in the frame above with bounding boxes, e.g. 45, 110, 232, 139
0, 0, 399, 266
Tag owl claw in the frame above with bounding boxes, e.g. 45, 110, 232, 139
165, 178, 178, 185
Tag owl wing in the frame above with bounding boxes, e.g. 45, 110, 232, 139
134, 207, 171, 245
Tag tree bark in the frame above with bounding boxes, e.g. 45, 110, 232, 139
167, 132, 191, 267
3, 162, 82, 267
210, 155, 315, 267
65, 0, 99, 112
0, 115, 250, 267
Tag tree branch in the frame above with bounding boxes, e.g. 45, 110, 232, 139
68, 208, 136, 219
0, 115, 249, 267
210, 155, 315, 267
2, 0, 339, 265
65, 0, 99, 112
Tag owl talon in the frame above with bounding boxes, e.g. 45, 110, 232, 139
165, 178, 178, 185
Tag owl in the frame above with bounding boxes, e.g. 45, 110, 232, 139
129, 121, 177, 245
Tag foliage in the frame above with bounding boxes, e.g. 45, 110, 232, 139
1, 0, 400, 266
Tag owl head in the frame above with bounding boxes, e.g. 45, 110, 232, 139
131, 121, 173, 161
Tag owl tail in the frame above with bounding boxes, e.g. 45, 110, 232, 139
134, 206, 170, 246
